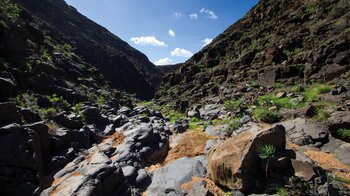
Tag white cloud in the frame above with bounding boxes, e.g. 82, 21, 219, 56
189, 13, 198, 19
154, 58, 173, 66
168, 29, 176, 37
130, 36, 167, 47
200, 8, 218, 19
171, 48, 193, 58
201, 38, 213, 46
173, 12, 182, 19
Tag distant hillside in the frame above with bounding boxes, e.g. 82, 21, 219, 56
10, 0, 161, 99
156, 0, 350, 109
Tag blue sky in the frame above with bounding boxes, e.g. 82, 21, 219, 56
64, 0, 259, 65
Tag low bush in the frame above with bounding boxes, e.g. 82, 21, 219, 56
224, 98, 244, 111
303, 84, 332, 102
312, 107, 330, 122
188, 117, 204, 130
167, 110, 186, 122
225, 119, 241, 135
252, 108, 282, 123
257, 94, 294, 109
337, 128, 350, 139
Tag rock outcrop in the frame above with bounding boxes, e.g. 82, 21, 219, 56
2, 0, 161, 100
156, 0, 350, 109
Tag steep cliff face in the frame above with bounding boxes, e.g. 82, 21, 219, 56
9, 0, 161, 99
156, 0, 350, 108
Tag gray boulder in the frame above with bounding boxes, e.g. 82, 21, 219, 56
279, 118, 328, 146
199, 104, 225, 120
147, 156, 206, 196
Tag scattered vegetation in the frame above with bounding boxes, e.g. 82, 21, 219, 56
250, 81, 260, 88
39, 48, 53, 63
167, 110, 186, 122
48, 94, 70, 110
267, 185, 288, 196
96, 90, 112, 107
225, 118, 241, 135
303, 84, 332, 102
13, 93, 40, 111
0, 0, 21, 23
224, 98, 244, 111
291, 84, 304, 93
252, 108, 282, 124
257, 94, 295, 109
312, 107, 330, 122
72, 103, 84, 116
188, 117, 204, 130
337, 128, 350, 139
274, 83, 284, 89
327, 172, 350, 184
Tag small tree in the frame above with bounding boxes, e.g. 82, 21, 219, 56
258, 144, 276, 180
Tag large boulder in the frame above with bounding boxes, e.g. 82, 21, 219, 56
279, 118, 328, 146
207, 125, 286, 191
199, 104, 225, 121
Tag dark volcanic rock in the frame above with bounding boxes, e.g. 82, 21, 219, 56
0, 76, 17, 101
0, 102, 21, 126
156, 0, 350, 110
12, 0, 161, 99
0, 123, 42, 195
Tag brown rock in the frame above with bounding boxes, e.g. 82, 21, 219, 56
276, 91, 286, 98
207, 125, 286, 190
291, 160, 316, 181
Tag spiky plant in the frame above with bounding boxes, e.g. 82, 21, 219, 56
258, 144, 276, 180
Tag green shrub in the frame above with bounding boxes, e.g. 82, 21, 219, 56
252, 108, 282, 123
38, 107, 57, 119
291, 84, 304, 93
140, 101, 154, 107
250, 81, 260, 88
274, 83, 284, 89
188, 117, 204, 130
224, 98, 244, 111
226, 119, 241, 135
13, 93, 39, 110
303, 84, 332, 102
96, 90, 112, 107
267, 185, 288, 196
167, 110, 186, 122
48, 94, 70, 110
337, 128, 350, 139
0, 0, 20, 23
312, 108, 330, 122
257, 94, 295, 109
73, 103, 84, 116
40, 48, 52, 63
